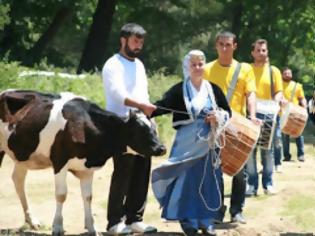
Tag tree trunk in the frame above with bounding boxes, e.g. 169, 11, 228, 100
22, 5, 74, 66
0, 24, 16, 58
230, 1, 243, 40
230, 1, 243, 58
77, 0, 117, 74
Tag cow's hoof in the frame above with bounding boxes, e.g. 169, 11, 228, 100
52, 226, 65, 236
87, 232, 102, 236
84, 220, 98, 235
31, 224, 40, 230
85, 228, 100, 236
26, 217, 41, 230
52, 231, 65, 236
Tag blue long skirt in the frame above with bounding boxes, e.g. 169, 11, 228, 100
151, 118, 222, 222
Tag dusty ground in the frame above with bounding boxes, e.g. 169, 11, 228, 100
0, 136, 315, 236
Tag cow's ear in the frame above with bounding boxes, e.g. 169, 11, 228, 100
63, 108, 86, 143
2, 93, 36, 123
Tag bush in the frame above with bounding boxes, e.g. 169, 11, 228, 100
0, 61, 105, 106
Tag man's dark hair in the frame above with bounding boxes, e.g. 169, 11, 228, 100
215, 31, 237, 43
120, 23, 146, 38
282, 66, 291, 72
251, 39, 268, 51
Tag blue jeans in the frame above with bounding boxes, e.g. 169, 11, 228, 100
246, 112, 276, 191
246, 146, 274, 191
282, 134, 304, 160
274, 116, 282, 166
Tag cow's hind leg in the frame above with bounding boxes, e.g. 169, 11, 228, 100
52, 168, 68, 235
12, 163, 41, 229
77, 171, 98, 234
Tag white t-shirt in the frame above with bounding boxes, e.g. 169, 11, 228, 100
309, 98, 315, 114
102, 53, 150, 117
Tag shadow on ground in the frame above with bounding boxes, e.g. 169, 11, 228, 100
280, 233, 314, 236
0, 225, 239, 236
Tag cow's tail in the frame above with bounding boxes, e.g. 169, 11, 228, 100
0, 151, 4, 167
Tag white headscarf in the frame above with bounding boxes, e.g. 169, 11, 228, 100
181, 50, 219, 121
182, 50, 206, 81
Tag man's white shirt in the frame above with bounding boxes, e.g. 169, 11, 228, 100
309, 98, 315, 114
102, 53, 150, 117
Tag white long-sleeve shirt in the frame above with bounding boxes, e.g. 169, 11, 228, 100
102, 53, 150, 117
309, 98, 315, 113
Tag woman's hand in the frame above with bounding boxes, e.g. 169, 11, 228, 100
279, 97, 288, 107
204, 111, 218, 127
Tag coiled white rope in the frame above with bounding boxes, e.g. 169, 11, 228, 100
198, 109, 229, 211
154, 105, 229, 211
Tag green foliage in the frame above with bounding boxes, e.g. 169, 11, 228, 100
0, 61, 105, 106
0, 0, 97, 66
2, 0, 315, 87
0, 3, 10, 30
148, 70, 181, 146
148, 69, 181, 102
1, 0, 315, 100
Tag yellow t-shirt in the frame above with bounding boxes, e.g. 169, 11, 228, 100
283, 81, 305, 105
251, 64, 283, 99
204, 59, 256, 115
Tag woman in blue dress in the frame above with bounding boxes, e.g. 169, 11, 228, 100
150, 50, 231, 236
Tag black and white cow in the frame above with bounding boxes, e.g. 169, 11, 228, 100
0, 89, 166, 235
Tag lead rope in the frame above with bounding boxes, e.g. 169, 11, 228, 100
197, 109, 228, 211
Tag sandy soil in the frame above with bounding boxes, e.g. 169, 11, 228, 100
0, 142, 315, 236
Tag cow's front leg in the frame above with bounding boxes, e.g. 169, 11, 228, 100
78, 171, 97, 234
12, 164, 40, 229
52, 168, 68, 235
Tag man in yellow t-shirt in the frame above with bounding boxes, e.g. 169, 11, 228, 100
246, 39, 283, 197
204, 31, 258, 224
281, 67, 307, 162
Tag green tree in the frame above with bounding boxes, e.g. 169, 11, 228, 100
0, 0, 97, 68
0, 3, 10, 30
22, 2, 76, 66
0, 0, 314, 96
215, 0, 315, 94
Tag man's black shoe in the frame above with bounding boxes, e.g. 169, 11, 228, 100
182, 228, 197, 236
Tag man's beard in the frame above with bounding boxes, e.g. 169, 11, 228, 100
257, 56, 268, 63
124, 44, 141, 58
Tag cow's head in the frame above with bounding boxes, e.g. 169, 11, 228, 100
125, 111, 166, 157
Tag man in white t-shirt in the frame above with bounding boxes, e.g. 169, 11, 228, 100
309, 90, 315, 126
102, 23, 157, 235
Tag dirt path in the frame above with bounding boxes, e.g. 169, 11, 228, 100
0, 141, 315, 236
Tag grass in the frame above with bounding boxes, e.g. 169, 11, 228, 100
282, 195, 315, 231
